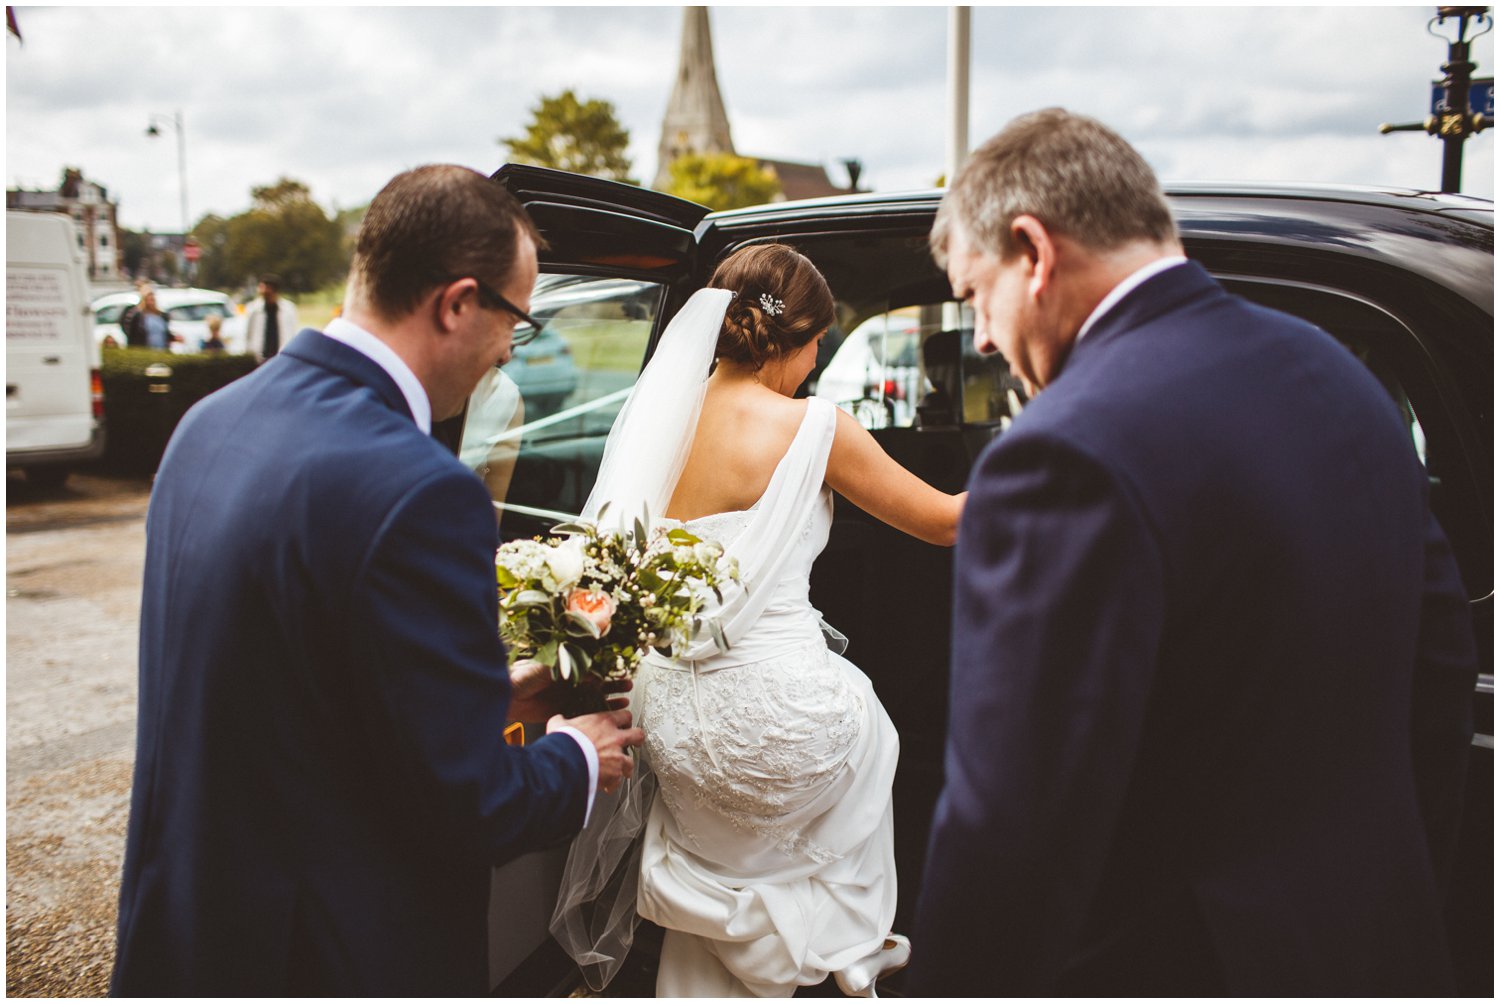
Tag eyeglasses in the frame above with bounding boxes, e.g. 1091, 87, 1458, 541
438, 274, 543, 347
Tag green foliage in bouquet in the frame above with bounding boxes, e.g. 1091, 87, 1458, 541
495, 507, 740, 689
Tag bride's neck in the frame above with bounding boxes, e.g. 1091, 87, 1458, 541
712, 357, 798, 396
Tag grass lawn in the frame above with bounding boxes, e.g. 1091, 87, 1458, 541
554, 319, 650, 374
292, 285, 345, 331
276, 292, 651, 378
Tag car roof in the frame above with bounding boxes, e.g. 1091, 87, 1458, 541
90, 291, 139, 309
90, 287, 232, 309
704, 180, 1495, 223
703, 181, 1493, 313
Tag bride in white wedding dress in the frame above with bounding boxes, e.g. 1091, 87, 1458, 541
555, 244, 965, 997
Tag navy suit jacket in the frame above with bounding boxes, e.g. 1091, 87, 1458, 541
112, 330, 589, 995
912, 263, 1477, 995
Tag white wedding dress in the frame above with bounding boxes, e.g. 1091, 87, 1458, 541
549, 289, 901, 997
635, 398, 900, 996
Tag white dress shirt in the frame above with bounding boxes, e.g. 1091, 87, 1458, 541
1076, 256, 1188, 344
321, 316, 600, 821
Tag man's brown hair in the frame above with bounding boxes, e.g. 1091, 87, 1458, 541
932, 108, 1176, 265
349, 165, 544, 321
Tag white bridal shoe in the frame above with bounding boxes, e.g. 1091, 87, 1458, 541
835, 933, 912, 997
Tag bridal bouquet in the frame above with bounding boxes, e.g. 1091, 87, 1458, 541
495, 510, 740, 708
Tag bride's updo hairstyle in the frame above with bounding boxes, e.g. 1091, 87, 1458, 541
710, 244, 835, 371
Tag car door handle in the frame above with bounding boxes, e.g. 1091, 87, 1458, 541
6, 384, 16, 398
41, 356, 60, 365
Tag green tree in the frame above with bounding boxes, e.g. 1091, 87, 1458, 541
118, 228, 150, 278
335, 204, 367, 241
663, 153, 783, 212
193, 178, 346, 294
501, 89, 635, 183
189, 214, 232, 290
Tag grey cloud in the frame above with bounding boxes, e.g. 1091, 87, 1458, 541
7, 5, 1492, 230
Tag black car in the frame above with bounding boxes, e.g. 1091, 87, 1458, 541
457, 167, 1492, 995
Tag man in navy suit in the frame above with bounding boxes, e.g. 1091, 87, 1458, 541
911, 110, 1477, 995
112, 165, 643, 995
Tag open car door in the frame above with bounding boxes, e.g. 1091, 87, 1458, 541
466, 166, 708, 992
459, 166, 708, 551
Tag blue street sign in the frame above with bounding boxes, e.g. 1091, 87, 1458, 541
1431, 78, 1495, 117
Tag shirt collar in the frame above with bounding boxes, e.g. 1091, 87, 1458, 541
322, 317, 432, 434
1077, 256, 1188, 343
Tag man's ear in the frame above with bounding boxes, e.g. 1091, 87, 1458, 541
433, 279, 471, 334
1011, 215, 1055, 300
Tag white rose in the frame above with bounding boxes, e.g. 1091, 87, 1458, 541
544, 539, 586, 587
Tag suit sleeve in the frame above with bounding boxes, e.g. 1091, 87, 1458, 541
349, 464, 589, 864
1410, 506, 1479, 893
912, 432, 1166, 995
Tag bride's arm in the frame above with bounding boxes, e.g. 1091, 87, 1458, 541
824, 406, 967, 546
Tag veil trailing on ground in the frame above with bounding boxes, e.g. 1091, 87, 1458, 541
548, 759, 658, 991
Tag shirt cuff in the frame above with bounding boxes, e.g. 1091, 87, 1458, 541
551, 724, 598, 827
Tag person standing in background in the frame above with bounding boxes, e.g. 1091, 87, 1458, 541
243, 273, 299, 361
124, 287, 169, 350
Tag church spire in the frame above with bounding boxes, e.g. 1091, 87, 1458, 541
654, 6, 736, 189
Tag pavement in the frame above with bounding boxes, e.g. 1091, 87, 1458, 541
1, 470, 882, 997
6, 470, 150, 997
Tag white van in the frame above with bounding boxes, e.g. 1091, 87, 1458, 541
6, 210, 106, 485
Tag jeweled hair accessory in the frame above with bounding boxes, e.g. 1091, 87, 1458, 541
758, 293, 785, 317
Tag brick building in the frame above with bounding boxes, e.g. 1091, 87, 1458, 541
7, 168, 125, 281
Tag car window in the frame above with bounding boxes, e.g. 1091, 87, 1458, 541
95, 303, 128, 324
815, 309, 934, 430
459, 274, 664, 537
956, 324, 1031, 430
813, 303, 1031, 432
165, 302, 229, 322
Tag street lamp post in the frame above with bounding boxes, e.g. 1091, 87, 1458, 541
146, 110, 190, 274
1434, 6, 1493, 192
940, 6, 972, 336
948, 6, 971, 182
1378, 7, 1494, 194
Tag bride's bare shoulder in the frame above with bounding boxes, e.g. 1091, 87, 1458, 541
704, 385, 807, 443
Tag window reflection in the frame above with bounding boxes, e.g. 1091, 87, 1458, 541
460, 274, 663, 537
813, 302, 1030, 432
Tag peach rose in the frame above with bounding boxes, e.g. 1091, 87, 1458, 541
567, 588, 616, 635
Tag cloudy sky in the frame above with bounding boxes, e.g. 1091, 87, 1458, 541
6, 5, 1494, 233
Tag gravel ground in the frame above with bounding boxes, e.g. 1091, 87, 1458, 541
7, 471, 151, 997
2, 472, 859, 997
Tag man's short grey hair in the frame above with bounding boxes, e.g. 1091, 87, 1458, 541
931, 108, 1177, 266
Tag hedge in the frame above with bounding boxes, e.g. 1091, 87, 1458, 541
97, 349, 260, 474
